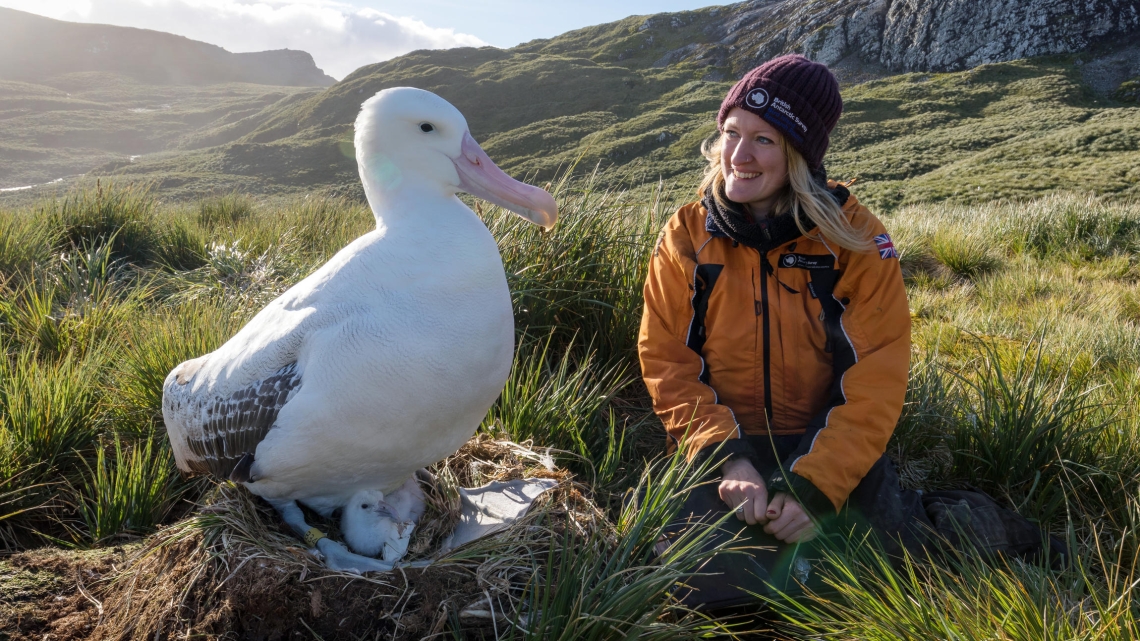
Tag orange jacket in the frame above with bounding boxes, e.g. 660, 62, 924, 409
638, 185, 910, 513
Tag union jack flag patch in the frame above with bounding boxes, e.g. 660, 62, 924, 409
874, 233, 898, 260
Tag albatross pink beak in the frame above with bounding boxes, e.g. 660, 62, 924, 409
454, 131, 558, 230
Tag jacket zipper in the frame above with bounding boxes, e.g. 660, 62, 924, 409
759, 250, 773, 425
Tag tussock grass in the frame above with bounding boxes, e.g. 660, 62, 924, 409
949, 336, 1105, 518
43, 181, 159, 265
107, 300, 244, 434
483, 335, 635, 488
516, 450, 732, 640
768, 490, 1140, 640
196, 192, 254, 229
491, 172, 671, 364
73, 434, 183, 545
0, 213, 53, 281
929, 231, 1002, 279
1, 181, 1138, 637
0, 348, 105, 480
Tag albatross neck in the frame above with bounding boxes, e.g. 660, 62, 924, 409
364, 178, 471, 232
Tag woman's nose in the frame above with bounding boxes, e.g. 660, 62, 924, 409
730, 142, 754, 165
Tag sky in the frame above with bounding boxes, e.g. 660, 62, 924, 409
0, 0, 723, 79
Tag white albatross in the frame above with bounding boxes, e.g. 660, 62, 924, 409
161, 87, 557, 573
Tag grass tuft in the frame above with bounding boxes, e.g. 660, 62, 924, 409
73, 435, 182, 545
43, 181, 159, 264
482, 335, 634, 487
929, 230, 1002, 279
196, 192, 255, 229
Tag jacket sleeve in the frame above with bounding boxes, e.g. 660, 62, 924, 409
638, 211, 757, 465
769, 218, 911, 513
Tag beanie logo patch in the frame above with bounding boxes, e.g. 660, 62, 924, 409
744, 88, 769, 109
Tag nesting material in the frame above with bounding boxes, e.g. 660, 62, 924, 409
90, 436, 600, 640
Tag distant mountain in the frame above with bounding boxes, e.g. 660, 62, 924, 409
0, 7, 336, 190
0, 7, 335, 87
0, 75, 318, 190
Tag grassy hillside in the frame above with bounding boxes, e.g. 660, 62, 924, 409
3, 2, 1136, 208
0, 181, 1138, 637
0, 73, 319, 189
96, 50, 1140, 209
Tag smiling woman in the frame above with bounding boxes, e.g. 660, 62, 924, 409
637, 54, 1054, 610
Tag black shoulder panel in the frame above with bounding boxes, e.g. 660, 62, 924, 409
686, 263, 724, 384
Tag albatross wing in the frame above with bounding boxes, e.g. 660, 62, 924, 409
163, 359, 302, 479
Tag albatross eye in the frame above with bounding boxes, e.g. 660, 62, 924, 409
419, 122, 435, 133
361, 504, 369, 509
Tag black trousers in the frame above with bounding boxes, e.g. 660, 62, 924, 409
669, 435, 931, 610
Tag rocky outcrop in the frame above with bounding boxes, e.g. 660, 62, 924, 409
0, 7, 336, 87
229, 50, 337, 88
644, 0, 1140, 74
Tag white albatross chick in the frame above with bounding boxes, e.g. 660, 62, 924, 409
342, 478, 426, 562
160, 87, 557, 574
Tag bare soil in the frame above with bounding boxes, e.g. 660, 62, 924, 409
0, 546, 128, 640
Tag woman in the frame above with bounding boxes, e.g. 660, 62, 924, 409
638, 54, 927, 604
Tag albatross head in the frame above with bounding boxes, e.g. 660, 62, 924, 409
354, 87, 558, 229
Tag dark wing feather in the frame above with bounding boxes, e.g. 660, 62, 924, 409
181, 361, 302, 479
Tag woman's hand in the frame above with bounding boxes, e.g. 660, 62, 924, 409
764, 493, 817, 543
718, 458, 769, 525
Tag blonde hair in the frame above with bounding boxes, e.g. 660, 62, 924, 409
697, 133, 872, 252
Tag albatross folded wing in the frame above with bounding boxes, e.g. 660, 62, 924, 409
171, 361, 302, 479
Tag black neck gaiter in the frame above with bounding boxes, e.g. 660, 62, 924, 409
701, 185, 808, 253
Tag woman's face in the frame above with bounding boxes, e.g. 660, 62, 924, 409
720, 107, 789, 216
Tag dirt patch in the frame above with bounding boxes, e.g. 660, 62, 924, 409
0, 546, 131, 641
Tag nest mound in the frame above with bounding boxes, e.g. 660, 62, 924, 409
85, 436, 601, 640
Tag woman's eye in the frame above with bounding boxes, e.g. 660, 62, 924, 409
419, 122, 435, 133
725, 130, 739, 139
756, 136, 772, 144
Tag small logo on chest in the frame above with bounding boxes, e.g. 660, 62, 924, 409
778, 253, 835, 270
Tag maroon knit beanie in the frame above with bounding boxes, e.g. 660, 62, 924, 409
717, 54, 842, 169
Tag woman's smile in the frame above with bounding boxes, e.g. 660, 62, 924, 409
731, 168, 761, 179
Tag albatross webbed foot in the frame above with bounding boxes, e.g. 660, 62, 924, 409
317, 537, 395, 574
268, 498, 394, 574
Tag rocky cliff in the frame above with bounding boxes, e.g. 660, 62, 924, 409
604, 0, 1140, 75
0, 7, 336, 87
